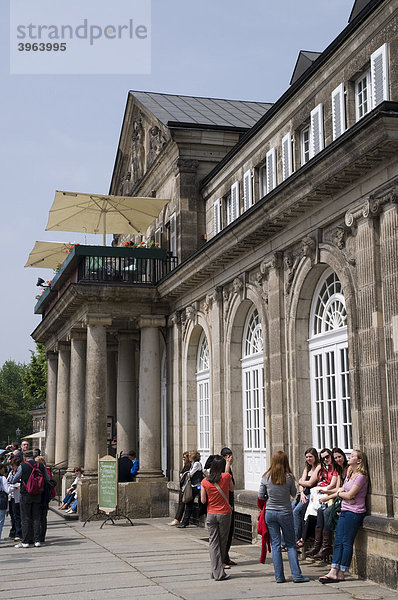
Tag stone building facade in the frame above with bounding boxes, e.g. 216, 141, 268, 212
33, 0, 397, 588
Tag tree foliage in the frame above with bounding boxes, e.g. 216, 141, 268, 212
0, 344, 47, 447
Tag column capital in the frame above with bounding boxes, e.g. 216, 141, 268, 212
46, 350, 58, 360
138, 315, 166, 329
117, 331, 139, 343
55, 340, 70, 353
67, 328, 87, 342
84, 314, 112, 327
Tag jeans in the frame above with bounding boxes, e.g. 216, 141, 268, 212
0, 508, 6, 540
9, 499, 22, 539
265, 510, 303, 582
292, 497, 308, 541
331, 510, 365, 572
316, 504, 332, 531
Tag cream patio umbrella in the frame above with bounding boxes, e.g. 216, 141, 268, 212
24, 240, 72, 269
45, 191, 169, 245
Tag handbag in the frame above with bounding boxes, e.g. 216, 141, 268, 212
0, 481, 8, 510
182, 475, 193, 503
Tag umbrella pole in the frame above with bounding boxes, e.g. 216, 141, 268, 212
103, 210, 106, 246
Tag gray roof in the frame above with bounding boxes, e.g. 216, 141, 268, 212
131, 91, 272, 129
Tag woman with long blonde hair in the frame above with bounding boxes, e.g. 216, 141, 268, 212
258, 451, 309, 584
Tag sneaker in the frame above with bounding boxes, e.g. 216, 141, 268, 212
14, 537, 21, 541
15, 543, 29, 548
293, 576, 310, 583
34, 542, 41, 547
218, 573, 231, 581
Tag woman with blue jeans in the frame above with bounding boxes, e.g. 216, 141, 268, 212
0, 464, 10, 542
319, 449, 369, 583
293, 447, 321, 545
259, 451, 309, 584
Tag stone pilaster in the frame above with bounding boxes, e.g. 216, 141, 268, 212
168, 311, 183, 481
54, 341, 70, 465
84, 315, 112, 474
117, 333, 137, 455
379, 200, 398, 517
45, 350, 58, 464
138, 315, 166, 478
268, 253, 288, 454
67, 330, 86, 470
350, 204, 393, 516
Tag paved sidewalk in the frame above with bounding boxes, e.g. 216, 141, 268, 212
0, 511, 395, 600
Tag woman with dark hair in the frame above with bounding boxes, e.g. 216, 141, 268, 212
200, 454, 234, 581
320, 449, 369, 583
168, 451, 191, 526
312, 448, 349, 560
178, 450, 204, 528
300, 447, 338, 554
259, 451, 309, 584
293, 448, 321, 546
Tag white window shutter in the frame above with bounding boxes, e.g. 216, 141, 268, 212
281, 133, 293, 181
371, 43, 389, 108
310, 103, 324, 158
231, 182, 240, 221
332, 83, 346, 140
266, 148, 276, 193
243, 169, 253, 210
169, 213, 177, 257
213, 198, 221, 234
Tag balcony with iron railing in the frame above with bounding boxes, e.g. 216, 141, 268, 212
34, 244, 178, 317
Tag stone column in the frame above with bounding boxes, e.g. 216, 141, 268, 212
138, 315, 166, 478
106, 346, 117, 449
45, 350, 58, 464
117, 333, 137, 455
84, 315, 112, 474
67, 330, 86, 470
54, 342, 70, 465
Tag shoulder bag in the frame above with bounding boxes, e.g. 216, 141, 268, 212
182, 474, 193, 503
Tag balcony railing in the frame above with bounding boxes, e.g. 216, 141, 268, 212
34, 245, 178, 315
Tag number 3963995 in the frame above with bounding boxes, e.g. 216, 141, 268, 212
18, 43, 67, 51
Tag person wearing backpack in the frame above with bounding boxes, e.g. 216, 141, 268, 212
15, 450, 49, 548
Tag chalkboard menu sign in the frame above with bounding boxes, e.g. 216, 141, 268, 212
98, 455, 117, 514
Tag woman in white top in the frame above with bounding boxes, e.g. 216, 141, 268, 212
0, 464, 10, 542
178, 450, 203, 528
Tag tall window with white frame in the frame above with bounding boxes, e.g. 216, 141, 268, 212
242, 307, 266, 491
309, 269, 352, 453
196, 332, 210, 466
355, 70, 371, 120
300, 125, 310, 165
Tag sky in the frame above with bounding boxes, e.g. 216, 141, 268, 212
0, 0, 353, 366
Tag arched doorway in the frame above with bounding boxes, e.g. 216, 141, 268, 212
309, 269, 352, 452
242, 307, 266, 490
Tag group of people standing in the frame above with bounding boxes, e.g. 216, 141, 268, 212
0, 440, 55, 547
259, 447, 368, 585
171, 445, 369, 585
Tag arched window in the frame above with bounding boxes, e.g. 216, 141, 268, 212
242, 307, 266, 490
196, 332, 210, 465
309, 269, 352, 452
